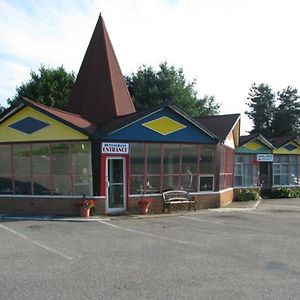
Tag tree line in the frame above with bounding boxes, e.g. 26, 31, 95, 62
1, 64, 299, 139
1, 63, 220, 117
246, 83, 300, 138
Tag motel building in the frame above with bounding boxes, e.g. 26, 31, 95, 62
0, 15, 298, 216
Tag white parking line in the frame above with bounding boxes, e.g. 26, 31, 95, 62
0, 223, 73, 260
98, 219, 204, 248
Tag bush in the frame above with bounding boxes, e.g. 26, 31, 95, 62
272, 187, 300, 198
236, 189, 261, 201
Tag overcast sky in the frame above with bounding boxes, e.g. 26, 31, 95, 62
1, 0, 300, 134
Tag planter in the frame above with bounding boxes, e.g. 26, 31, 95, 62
138, 204, 150, 215
80, 207, 90, 218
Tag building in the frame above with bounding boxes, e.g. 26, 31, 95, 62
234, 134, 300, 197
0, 15, 241, 215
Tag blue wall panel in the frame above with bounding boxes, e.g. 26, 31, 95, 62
101, 107, 217, 144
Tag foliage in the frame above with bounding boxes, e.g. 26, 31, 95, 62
7, 65, 76, 110
0, 105, 4, 116
137, 198, 153, 206
77, 199, 96, 209
272, 187, 300, 198
245, 83, 276, 137
236, 189, 261, 201
125, 62, 220, 116
246, 83, 300, 138
271, 86, 300, 137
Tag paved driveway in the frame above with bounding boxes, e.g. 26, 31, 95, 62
1, 198, 300, 300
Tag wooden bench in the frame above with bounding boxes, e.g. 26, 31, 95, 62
162, 190, 196, 213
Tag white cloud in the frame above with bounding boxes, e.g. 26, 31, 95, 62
1, 0, 300, 134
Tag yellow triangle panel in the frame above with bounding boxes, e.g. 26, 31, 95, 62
245, 141, 262, 151
142, 116, 186, 136
0, 106, 88, 143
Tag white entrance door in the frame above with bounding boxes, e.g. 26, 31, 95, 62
106, 157, 126, 213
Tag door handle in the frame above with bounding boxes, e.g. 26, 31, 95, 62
106, 181, 110, 188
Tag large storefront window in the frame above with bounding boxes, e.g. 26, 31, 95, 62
234, 154, 259, 187
130, 143, 216, 194
0, 142, 93, 195
0, 145, 12, 194
273, 155, 300, 186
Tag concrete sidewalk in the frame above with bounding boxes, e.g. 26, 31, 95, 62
0, 200, 261, 222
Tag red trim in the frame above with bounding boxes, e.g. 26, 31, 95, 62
100, 153, 130, 210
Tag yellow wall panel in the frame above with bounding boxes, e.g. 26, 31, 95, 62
0, 106, 88, 142
273, 141, 300, 154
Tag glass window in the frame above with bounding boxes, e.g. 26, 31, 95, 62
15, 177, 31, 195
71, 142, 93, 195
163, 175, 179, 191
200, 145, 214, 173
147, 144, 161, 174
33, 176, 51, 195
290, 164, 298, 185
130, 176, 143, 194
163, 144, 180, 174
146, 176, 161, 193
0, 145, 12, 176
0, 145, 13, 194
51, 143, 70, 175
13, 144, 30, 176
182, 145, 197, 174
32, 144, 50, 176
130, 143, 144, 175
199, 176, 214, 191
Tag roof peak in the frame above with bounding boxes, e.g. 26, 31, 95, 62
66, 15, 135, 126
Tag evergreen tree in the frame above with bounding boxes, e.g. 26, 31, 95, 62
245, 83, 276, 137
271, 86, 300, 137
125, 62, 220, 116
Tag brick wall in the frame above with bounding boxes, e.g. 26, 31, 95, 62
0, 196, 101, 216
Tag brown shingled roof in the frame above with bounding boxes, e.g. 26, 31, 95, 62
23, 98, 97, 135
66, 15, 136, 126
196, 114, 240, 141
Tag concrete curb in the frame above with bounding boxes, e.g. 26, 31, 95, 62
0, 201, 261, 222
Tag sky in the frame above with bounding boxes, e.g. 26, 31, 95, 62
1, 0, 300, 134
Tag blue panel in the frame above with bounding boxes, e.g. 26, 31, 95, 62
102, 107, 217, 144
283, 143, 297, 151
9, 117, 49, 134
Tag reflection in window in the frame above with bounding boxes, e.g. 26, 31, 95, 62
147, 144, 161, 174
182, 145, 197, 174
200, 145, 214, 173
164, 144, 180, 174
129, 143, 216, 194
71, 143, 93, 195
199, 176, 214, 191
0, 145, 13, 194
13, 144, 30, 176
130, 143, 144, 175
0, 142, 93, 195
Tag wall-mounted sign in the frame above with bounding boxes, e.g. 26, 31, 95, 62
101, 143, 129, 154
257, 154, 273, 162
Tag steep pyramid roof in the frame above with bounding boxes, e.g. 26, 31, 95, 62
66, 15, 135, 126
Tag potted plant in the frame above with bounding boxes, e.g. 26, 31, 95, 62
79, 198, 96, 218
137, 197, 153, 214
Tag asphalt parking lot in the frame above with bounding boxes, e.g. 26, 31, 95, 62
1, 198, 300, 300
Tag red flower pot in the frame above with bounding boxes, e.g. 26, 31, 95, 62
138, 204, 150, 215
80, 207, 90, 218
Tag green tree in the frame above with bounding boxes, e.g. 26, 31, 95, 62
7, 65, 76, 110
245, 83, 276, 137
125, 62, 220, 116
271, 86, 300, 137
